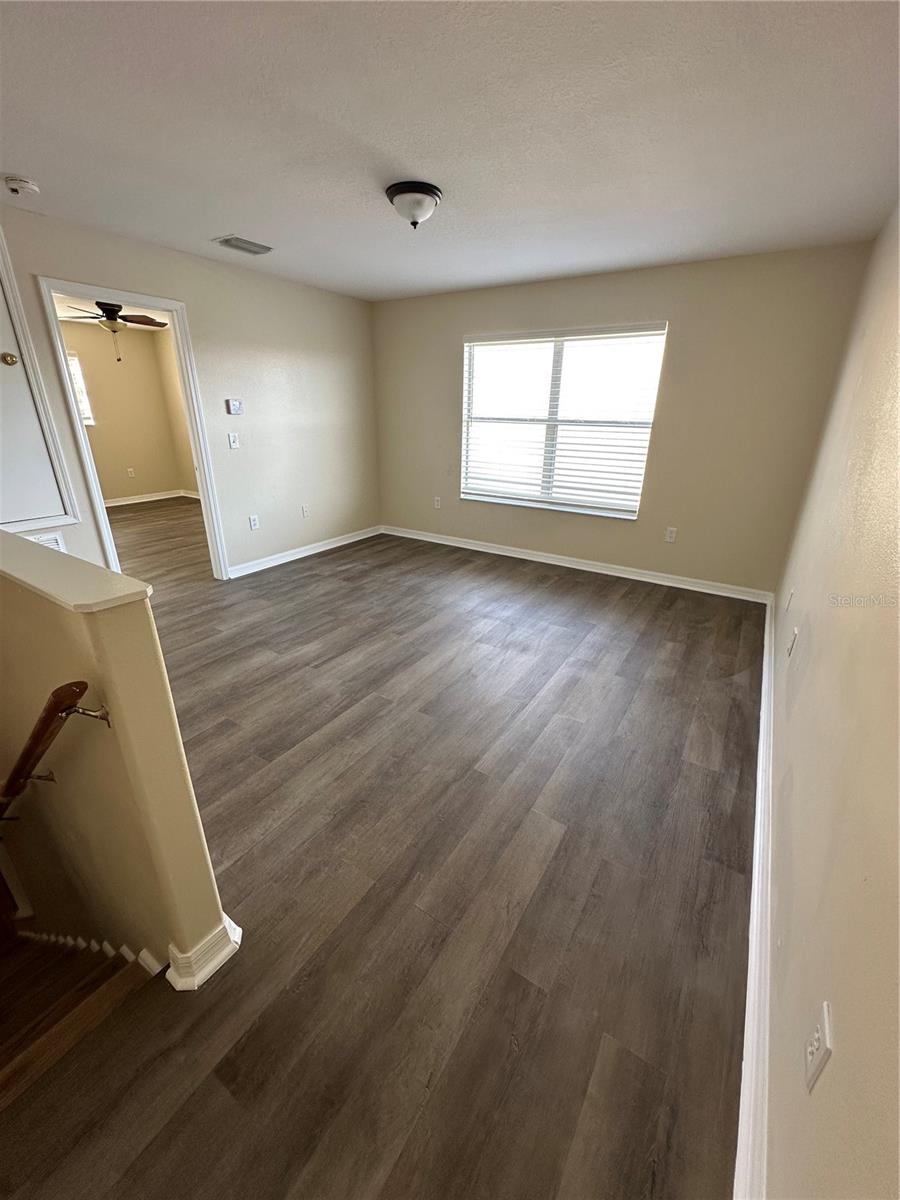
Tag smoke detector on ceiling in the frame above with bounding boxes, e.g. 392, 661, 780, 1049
4, 175, 40, 198
212, 234, 273, 256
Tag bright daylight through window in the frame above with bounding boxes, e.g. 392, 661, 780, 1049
461, 325, 667, 518
67, 353, 95, 425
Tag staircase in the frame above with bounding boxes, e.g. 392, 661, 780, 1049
0, 883, 147, 1111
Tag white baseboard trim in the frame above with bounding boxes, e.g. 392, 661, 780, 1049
18, 927, 150, 969
138, 948, 165, 976
733, 599, 773, 1199
105, 489, 201, 507
165, 913, 242, 991
381, 526, 773, 605
228, 526, 382, 579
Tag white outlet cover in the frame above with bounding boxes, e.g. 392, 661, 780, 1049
248, 514, 259, 530
228, 432, 240, 449
805, 1001, 833, 1091
434, 496, 441, 509
301, 505, 310, 518
664, 526, 677, 543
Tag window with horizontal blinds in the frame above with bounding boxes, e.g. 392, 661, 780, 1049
460, 325, 667, 519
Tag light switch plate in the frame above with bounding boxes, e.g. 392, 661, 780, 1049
226, 398, 244, 415
228, 432, 240, 449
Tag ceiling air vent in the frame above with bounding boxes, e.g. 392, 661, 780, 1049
212, 234, 272, 256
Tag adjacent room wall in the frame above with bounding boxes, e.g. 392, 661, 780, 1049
61, 320, 189, 502
1, 206, 379, 571
373, 244, 871, 592
766, 210, 898, 1199
155, 327, 197, 494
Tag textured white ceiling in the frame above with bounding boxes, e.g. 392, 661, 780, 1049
1, 2, 897, 300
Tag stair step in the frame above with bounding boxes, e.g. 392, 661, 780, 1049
0, 958, 147, 1112
0, 953, 122, 1067
0, 942, 110, 1044
0, 940, 57, 992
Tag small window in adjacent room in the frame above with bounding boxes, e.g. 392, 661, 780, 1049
67, 353, 95, 425
460, 324, 667, 519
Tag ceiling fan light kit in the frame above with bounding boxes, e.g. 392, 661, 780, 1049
385, 181, 442, 230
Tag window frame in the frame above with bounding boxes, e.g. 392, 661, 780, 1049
459, 322, 668, 521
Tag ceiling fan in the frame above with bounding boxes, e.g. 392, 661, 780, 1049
65, 301, 167, 362
66, 300, 167, 329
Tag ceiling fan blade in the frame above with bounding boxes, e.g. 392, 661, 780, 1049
67, 314, 101, 320
120, 314, 168, 327
66, 305, 101, 316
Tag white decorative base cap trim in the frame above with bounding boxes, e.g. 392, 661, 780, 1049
165, 913, 242, 992
138, 949, 165, 976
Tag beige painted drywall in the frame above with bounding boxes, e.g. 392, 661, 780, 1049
1, 206, 379, 570
767, 211, 898, 1198
373, 244, 871, 592
0, 529, 228, 963
62, 320, 188, 501
155, 327, 197, 494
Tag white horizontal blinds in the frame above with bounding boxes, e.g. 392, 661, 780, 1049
461, 327, 666, 517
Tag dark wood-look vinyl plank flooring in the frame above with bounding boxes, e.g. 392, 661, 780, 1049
0, 497, 763, 1200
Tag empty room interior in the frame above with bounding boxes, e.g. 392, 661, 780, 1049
0, 3, 896, 1199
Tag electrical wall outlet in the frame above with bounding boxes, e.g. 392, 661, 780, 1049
434, 496, 441, 509
228, 432, 240, 450
301, 504, 310, 518
126, 467, 135, 478
225, 398, 244, 415
248, 514, 259, 531
805, 1001, 833, 1091
665, 526, 677, 543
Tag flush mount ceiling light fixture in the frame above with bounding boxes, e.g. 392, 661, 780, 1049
385, 181, 442, 230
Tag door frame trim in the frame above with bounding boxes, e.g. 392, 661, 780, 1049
37, 276, 229, 579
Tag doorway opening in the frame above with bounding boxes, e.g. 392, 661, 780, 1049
38, 278, 228, 581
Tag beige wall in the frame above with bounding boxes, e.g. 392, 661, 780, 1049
373, 245, 870, 592
3, 205, 871, 591
62, 321, 191, 501
1, 206, 379, 570
0, 530, 229, 966
155, 327, 197, 494
767, 211, 898, 1198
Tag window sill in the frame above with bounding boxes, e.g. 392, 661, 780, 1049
460, 493, 638, 521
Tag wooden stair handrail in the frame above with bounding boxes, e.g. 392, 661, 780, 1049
1, 681, 89, 803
